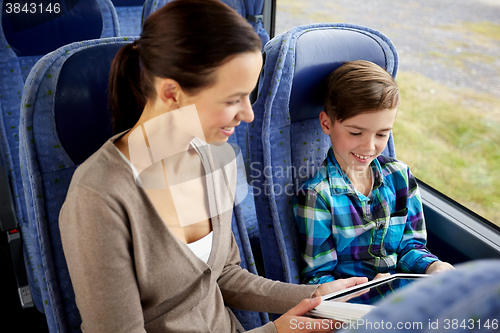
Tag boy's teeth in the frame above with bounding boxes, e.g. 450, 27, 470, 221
353, 153, 369, 160
222, 127, 233, 131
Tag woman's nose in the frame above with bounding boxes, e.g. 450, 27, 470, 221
237, 96, 254, 123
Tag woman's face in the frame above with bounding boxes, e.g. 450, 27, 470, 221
181, 51, 263, 144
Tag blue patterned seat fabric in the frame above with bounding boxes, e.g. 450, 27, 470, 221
248, 23, 398, 286
112, 0, 145, 36
340, 260, 500, 333
0, 0, 118, 322
20, 37, 137, 333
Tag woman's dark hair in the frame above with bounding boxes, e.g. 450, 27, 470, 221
109, 0, 262, 134
324, 60, 400, 123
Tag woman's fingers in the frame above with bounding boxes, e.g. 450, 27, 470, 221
286, 297, 322, 316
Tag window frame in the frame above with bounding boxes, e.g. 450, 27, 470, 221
419, 179, 500, 263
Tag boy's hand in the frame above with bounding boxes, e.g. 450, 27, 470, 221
425, 261, 455, 274
312, 276, 368, 298
373, 273, 390, 280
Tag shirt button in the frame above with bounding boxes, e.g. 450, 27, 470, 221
204, 268, 211, 275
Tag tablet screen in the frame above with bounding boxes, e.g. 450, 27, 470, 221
323, 274, 429, 305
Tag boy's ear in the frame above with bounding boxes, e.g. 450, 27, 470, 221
319, 111, 332, 135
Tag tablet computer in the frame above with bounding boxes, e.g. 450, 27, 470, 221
321, 273, 429, 304
308, 273, 430, 321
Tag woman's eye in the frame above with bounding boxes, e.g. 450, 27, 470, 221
350, 132, 361, 136
227, 100, 240, 106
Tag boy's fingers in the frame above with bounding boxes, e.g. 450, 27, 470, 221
373, 273, 390, 280
287, 297, 322, 316
342, 276, 369, 288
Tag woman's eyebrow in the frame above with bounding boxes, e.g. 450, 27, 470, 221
345, 125, 393, 131
226, 92, 248, 98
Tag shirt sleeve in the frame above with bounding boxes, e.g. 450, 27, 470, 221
294, 188, 338, 285
396, 167, 439, 273
217, 231, 318, 315
59, 185, 146, 333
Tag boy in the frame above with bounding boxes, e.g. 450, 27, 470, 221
293, 60, 453, 286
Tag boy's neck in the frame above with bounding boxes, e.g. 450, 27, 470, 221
347, 168, 372, 197
337, 161, 372, 196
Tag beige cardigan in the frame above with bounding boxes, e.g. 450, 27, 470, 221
60, 133, 317, 332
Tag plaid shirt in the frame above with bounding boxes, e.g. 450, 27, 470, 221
293, 148, 439, 284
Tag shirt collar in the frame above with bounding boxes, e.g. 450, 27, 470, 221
326, 147, 385, 195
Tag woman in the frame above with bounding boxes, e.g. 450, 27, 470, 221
59, 1, 367, 332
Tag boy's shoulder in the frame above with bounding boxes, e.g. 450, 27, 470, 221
376, 154, 411, 176
298, 154, 349, 195
299, 158, 330, 193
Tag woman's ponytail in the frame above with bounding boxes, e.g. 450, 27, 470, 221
108, 41, 145, 134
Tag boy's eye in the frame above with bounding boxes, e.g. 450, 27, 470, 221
377, 134, 388, 137
227, 100, 240, 106
350, 132, 361, 136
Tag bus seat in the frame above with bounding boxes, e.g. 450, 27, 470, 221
112, 0, 145, 36
19, 36, 268, 332
0, 0, 119, 317
248, 23, 398, 284
141, 0, 264, 250
19, 37, 134, 333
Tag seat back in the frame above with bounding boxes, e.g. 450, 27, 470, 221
0, 0, 119, 317
20, 37, 134, 333
249, 23, 398, 284
112, 0, 145, 36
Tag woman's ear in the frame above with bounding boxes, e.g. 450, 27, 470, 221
319, 111, 332, 135
158, 78, 182, 110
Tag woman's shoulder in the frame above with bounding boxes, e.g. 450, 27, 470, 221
68, 138, 136, 201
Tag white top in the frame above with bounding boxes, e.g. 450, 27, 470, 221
115, 146, 213, 263
185, 231, 214, 263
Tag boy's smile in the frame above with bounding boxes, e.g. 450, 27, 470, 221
320, 108, 398, 180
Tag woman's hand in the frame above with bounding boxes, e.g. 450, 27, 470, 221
425, 261, 455, 274
273, 277, 368, 332
273, 297, 337, 333
312, 276, 368, 298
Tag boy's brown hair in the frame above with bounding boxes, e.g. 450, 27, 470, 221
324, 60, 400, 122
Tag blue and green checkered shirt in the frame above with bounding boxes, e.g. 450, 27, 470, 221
293, 147, 439, 285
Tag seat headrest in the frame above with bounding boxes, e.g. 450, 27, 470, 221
54, 43, 124, 165
2, 0, 103, 57
289, 28, 394, 123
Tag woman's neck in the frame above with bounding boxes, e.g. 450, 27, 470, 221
114, 101, 197, 160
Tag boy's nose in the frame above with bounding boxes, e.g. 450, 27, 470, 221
237, 96, 254, 123
362, 136, 376, 152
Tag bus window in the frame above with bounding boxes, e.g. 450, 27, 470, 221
275, 0, 500, 226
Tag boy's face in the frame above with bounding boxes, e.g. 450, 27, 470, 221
320, 108, 398, 176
